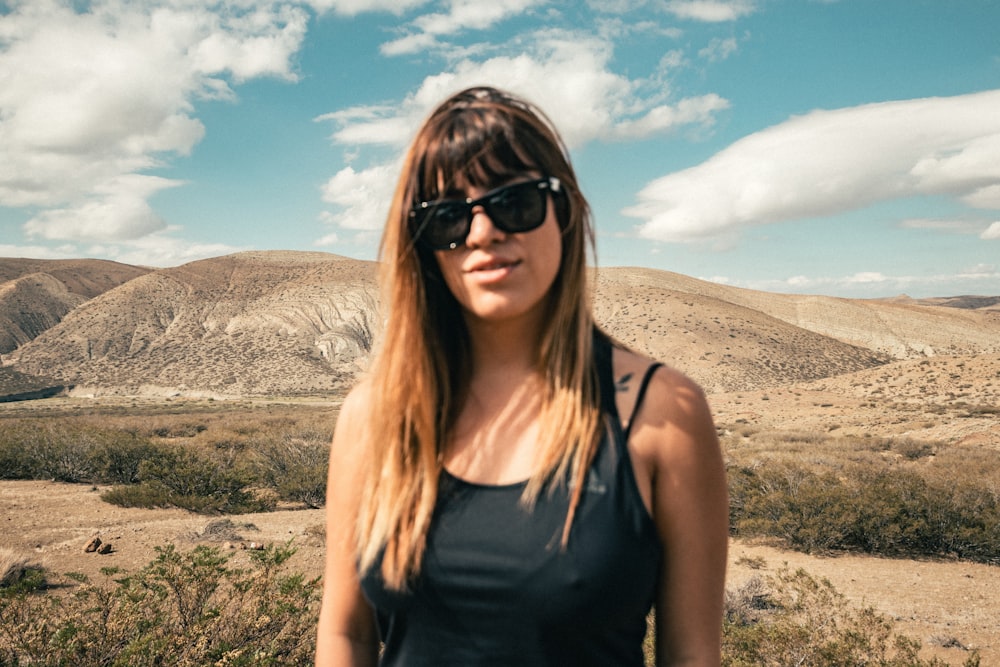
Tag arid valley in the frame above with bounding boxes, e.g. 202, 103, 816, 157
2, 252, 998, 664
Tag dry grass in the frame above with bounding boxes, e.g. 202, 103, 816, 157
0, 547, 42, 590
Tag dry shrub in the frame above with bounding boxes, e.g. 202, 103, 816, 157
251, 437, 329, 509
0, 542, 319, 665
895, 438, 936, 460
2, 404, 335, 515
720, 568, 980, 667
723, 425, 1000, 565
639, 569, 977, 666
0, 548, 44, 591
102, 448, 273, 514
729, 460, 1000, 564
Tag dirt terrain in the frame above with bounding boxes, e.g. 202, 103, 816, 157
2, 475, 994, 665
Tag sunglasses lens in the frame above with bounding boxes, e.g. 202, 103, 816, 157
487, 181, 546, 233
418, 203, 470, 249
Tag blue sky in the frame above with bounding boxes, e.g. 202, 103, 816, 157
1, 0, 998, 298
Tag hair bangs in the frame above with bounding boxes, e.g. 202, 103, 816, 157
415, 108, 542, 203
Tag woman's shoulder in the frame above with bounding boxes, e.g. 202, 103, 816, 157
340, 375, 374, 416
609, 345, 716, 462
610, 346, 708, 414
330, 377, 375, 459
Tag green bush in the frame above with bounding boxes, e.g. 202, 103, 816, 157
720, 568, 980, 667
0, 548, 46, 596
252, 438, 329, 508
91, 435, 169, 485
0, 419, 167, 484
102, 449, 274, 514
729, 461, 1000, 564
0, 407, 337, 515
0, 542, 319, 665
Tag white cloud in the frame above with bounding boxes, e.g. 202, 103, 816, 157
306, 0, 429, 15
734, 265, 1000, 298
318, 29, 728, 151
607, 94, 729, 140
0, 0, 308, 242
23, 175, 181, 242
965, 263, 996, 274
319, 162, 401, 232
625, 89, 1000, 242
189, 4, 309, 82
380, 0, 541, 56
899, 218, 983, 234
843, 271, 889, 285
982, 222, 1000, 240
664, 0, 755, 22
964, 184, 1000, 208
587, 0, 651, 12
415, 0, 539, 33
380, 32, 442, 56
0, 243, 80, 261
98, 233, 247, 268
0, 231, 243, 268
698, 36, 738, 62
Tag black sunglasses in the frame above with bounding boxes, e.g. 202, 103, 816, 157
410, 177, 561, 251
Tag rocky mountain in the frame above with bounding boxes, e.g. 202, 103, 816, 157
1, 251, 998, 399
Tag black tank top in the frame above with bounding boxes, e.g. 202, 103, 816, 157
359, 336, 663, 666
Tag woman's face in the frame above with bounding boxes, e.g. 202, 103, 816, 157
432, 175, 563, 328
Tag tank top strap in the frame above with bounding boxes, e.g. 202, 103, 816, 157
623, 361, 663, 442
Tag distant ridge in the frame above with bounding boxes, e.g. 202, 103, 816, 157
2, 251, 998, 399
0, 258, 150, 354
879, 294, 1000, 311
5, 252, 377, 397
599, 266, 1000, 359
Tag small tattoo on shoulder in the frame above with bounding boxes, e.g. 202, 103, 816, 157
615, 373, 633, 392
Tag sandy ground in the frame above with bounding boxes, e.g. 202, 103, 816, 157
3, 479, 995, 665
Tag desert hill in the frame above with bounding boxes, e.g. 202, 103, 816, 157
599, 267, 1000, 359
5, 252, 377, 397
2, 251, 999, 399
0, 258, 150, 353
0, 257, 151, 298
593, 269, 890, 393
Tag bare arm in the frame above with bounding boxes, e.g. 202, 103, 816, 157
315, 384, 379, 666
629, 366, 728, 667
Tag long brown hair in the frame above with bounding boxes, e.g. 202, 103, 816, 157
356, 87, 604, 590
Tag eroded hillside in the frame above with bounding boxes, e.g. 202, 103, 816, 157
0, 258, 150, 354
7, 252, 377, 397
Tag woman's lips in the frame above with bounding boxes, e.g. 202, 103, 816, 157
466, 257, 520, 282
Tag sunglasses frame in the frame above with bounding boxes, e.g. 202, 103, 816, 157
410, 176, 562, 251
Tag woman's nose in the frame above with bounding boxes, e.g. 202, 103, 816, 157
463, 205, 507, 248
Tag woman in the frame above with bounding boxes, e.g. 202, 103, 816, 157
316, 86, 728, 666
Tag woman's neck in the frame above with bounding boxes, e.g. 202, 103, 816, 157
446, 312, 548, 484
464, 310, 544, 380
